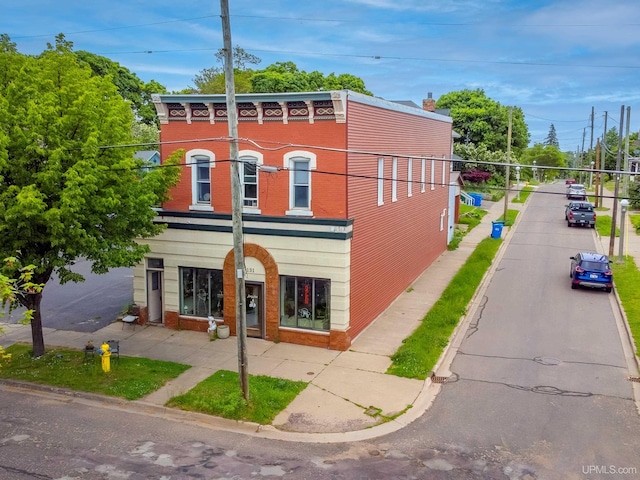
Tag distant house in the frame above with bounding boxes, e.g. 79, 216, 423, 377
134, 150, 160, 172
132, 90, 457, 351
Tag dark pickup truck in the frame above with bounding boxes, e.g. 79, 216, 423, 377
565, 201, 596, 228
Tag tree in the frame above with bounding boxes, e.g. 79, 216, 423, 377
192, 46, 261, 94
436, 89, 530, 156
454, 143, 509, 187
191, 50, 372, 95
75, 50, 167, 125
0, 35, 181, 357
1, 257, 43, 366
544, 124, 559, 148
520, 143, 566, 181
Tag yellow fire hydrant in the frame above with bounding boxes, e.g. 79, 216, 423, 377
99, 342, 111, 373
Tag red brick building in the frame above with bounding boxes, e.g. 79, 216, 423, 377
133, 90, 455, 350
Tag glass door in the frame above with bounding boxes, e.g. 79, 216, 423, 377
245, 282, 263, 338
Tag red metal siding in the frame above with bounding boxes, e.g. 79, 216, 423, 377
346, 100, 452, 338
159, 120, 349, 218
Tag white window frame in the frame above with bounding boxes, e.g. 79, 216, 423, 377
430, 158, 435, 191
407, 157, 413, 197
421, 158, 426, 193
441, 155, 446, 187
239, 150, 264, 214
392, 157, 398, 202
187, 149, 214, 211
377, 157, 384, 206
284, 150, 316, 216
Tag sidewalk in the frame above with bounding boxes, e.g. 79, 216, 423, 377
0, 193, 550, 442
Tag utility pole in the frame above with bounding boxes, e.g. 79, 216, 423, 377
502, 107, 512, 222
220, 0, 249, 402
608, 105, 624, 258
594, 139, 601, 208
590, 107, 594, 151
601, 111, 608, 201
623, 106, 631, 198
580, 128, 586, 183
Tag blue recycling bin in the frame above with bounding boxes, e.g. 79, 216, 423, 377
491, 221, 504, 239
469, 193, 483, 207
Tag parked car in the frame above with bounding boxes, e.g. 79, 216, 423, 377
565, 178, 577, 185
565, 201, 596, 228
566, 183, 587, 200
569, 252, 613, 292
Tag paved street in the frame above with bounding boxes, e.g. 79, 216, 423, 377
2, 259, 133, 333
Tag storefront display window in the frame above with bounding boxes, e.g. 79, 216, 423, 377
180, 267, 224, 318
280, 276, 330, 331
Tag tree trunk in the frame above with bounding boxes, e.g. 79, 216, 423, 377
24, 292, 45, 357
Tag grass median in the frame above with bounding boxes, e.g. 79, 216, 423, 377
388, 236, 503, 380
0, 344, 190, 400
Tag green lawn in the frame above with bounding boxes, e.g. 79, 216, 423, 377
611, 256, 640, 357
167, 370, 307, 424
388, 236, 503, 379
448, 204, 487, 251
0, 344, 190, 400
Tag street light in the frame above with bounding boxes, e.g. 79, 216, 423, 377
515, 165, 521, 201
532, 160, 537, 182
589, 161, 594, 190
618, 199, 629, 263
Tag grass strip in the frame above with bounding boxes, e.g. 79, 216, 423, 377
611, 256, 640, 357
166, 369, 307, 424
0, 344, 190, 400
388, 237, 502, 379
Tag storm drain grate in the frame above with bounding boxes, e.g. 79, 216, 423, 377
628, 376, 640, 383
430, 372, 449, 384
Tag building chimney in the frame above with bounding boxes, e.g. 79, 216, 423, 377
422, 92, 436, 112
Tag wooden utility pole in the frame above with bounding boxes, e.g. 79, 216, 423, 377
600, 111, 608, 201
220, 0, 249, 401
502, 107, 512, 223
608, 105, 624, 258
623, 106, 631, 197
594, 139, 601, 208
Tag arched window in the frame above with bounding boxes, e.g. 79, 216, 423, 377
239, 150, 264, 213
186, 149, 215, 211
284, 151, 316, 216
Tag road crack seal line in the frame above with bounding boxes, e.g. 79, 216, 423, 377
465, 295, 488, 339
458, 351, 627, 371
453, 376, 633, 400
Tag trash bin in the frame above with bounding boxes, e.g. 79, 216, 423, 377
491, 221, 504, 239
469, 193, 483, 207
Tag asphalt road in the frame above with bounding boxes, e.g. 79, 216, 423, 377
3, 259, 133, 333
396, 182, 640, 478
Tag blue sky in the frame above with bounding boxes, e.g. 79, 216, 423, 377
3, 0, 639, 153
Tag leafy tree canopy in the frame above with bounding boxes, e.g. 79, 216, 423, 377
191, 49, 372, 95
454, 143, 509, 187
520, 143, 565, 181
75, 50, 168, 126
0, 34, 181, 356
436, 89, 530, 156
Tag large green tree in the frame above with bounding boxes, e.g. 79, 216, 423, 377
0, 35, 181, 356
75, 50, 168, 126
436, 89, 529, 156
520, 143, 565, 181
191, 49, 372, 96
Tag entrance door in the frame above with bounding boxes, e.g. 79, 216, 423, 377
147, 270, 163, 323
245, 282, 263, 338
